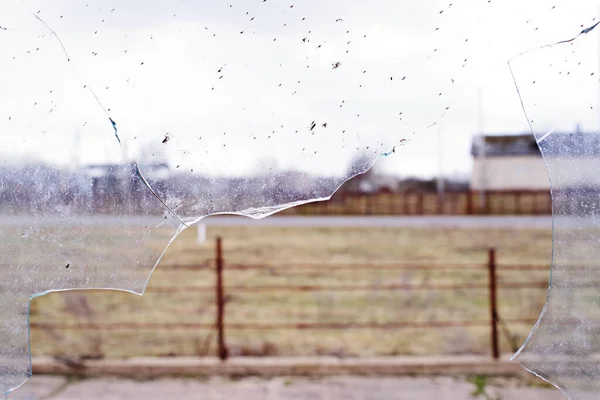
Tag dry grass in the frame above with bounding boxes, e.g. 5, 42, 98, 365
30, 225, 553, 359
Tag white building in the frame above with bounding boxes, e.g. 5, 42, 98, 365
470, 132, 600, 191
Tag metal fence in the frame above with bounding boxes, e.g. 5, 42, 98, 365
30, 237, 551, 360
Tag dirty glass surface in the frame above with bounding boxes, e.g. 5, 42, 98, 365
509, 16, 600, 400
0, 0, 597, 397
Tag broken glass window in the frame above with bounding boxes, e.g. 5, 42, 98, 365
509, 14, 600, 400
0, 0, 596, 397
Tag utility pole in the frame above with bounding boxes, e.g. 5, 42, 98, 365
477, 87, 486, 212
72, 129, 82, 171
436, 122, 445, 210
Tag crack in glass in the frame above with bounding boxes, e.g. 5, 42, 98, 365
510, 16, 600, 400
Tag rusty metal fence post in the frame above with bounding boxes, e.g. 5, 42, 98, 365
488, 248, 499, 360
216, 237, 228, 360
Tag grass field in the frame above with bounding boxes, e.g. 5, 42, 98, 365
29, 225, 553, 359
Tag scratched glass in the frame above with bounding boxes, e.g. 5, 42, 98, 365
0, 0, 596, 397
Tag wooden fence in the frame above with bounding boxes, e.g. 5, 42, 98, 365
281, 190, 552, 216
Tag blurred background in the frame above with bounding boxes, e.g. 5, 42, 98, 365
30, 132, 555, 360
21, 134, 561, 398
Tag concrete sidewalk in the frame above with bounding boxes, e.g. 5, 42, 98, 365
10, 356, 570, 399
9, 375, 566, 400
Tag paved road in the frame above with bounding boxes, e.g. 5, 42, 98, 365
0, 215, 555, 229
202, 215, 553, 229
9, 376, 566, 400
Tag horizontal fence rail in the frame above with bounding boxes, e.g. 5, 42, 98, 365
167, 262, 552, 272
144, 281, 549, 293
31, 318, 540, 331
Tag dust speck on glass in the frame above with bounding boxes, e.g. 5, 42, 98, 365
0, 0, 597, 397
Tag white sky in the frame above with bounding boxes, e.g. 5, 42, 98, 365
1, 0, 600, 178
